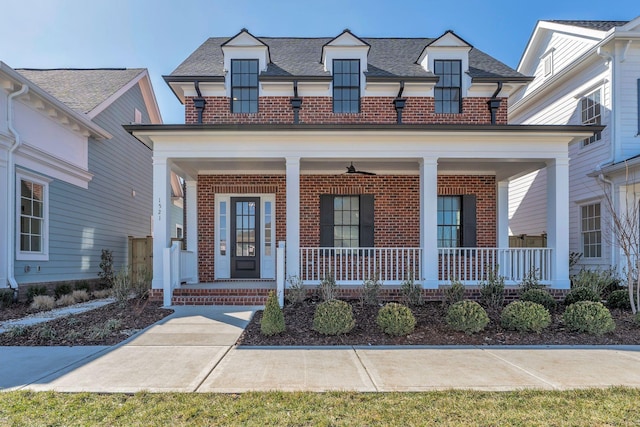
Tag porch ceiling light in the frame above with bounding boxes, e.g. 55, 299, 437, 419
345, 162, 376, 176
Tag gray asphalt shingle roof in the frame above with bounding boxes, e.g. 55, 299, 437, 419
16, 68, 145, 114
547, 20, 629, 31
170, 36, 527, 81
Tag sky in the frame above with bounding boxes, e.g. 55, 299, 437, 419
1, 0, 637, 124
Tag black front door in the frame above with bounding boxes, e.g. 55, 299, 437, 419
230, 197, 260, 278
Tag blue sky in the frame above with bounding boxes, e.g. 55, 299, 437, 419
1, 0, 637, 123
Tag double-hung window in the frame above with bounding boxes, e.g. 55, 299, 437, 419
16, 171, 49, 261
333, 59, 360, 113
581, 203, 601, 258
437, 195, 476, 248
434, 60, 462, 114
581, 90, 602, 146
231, 59, 258, 113
320, 195, 373, 248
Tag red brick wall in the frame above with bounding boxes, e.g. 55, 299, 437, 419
185, 96, 508, 125
196, 174, 496, 281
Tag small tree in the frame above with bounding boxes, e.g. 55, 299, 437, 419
98, 249, 114, 288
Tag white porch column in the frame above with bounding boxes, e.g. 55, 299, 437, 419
547, 158, 570, 289
152, 157, 172, 290
285, 157, 300, 280
420, 157, 438, 288
185, 179, 198, 283
497, 181, 510, 248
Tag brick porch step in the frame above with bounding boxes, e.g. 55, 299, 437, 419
171, 285, 273, 306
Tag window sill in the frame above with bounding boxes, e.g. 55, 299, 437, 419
16, 252, 49, 262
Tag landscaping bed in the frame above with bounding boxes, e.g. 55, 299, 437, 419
238, 299, 640, 346
0, 299, 173, 346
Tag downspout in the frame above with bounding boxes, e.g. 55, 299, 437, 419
193, 80, 206, 124
6, 83, 29, 299
595, 46, 616, 268
393, 81, 406, 124
487, 82, 503, 124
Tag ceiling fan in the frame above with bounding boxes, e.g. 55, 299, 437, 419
345, 162, 376, 176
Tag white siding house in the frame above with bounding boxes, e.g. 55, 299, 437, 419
509, 18, 640, 272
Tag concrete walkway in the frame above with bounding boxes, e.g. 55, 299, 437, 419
3, 305, 640, 392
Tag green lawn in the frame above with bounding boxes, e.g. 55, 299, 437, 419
2, 388, 639, 426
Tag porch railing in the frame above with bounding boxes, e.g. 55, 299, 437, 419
438, 247, 552, 284
300, 247, 422, 284
163, 242, 196, 306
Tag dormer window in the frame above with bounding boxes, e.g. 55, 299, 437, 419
434, 60, 461, 113
333, 59, 360, 113
231, 59, 258, 113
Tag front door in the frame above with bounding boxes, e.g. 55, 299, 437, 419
230, 197, 260, 278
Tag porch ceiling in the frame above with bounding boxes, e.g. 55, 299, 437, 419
171, 158, 546, 181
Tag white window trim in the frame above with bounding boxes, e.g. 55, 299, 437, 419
541, 48, 554, 78
580, 88, 602, 148
580, 202, 602, 259
16, 169, 51, 261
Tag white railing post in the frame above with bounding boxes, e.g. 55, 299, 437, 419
277, 241, 285, 307
163, 246, 172, 307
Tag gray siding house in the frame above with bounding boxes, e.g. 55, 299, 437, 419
1, 64, 168, 296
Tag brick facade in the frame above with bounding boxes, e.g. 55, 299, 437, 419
185, 96, 508, 125
196, 173, 496, 282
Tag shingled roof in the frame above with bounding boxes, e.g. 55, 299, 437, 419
16, 68, 145, 114
169, 36, 528, 81
547, 20, 629, 31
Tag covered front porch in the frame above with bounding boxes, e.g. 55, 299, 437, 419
126, 124, 596, 305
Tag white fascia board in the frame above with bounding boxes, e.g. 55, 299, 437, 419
0, 62, 111, 140
15, 143, 93, 188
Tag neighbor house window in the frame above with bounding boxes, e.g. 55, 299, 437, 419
16, 171, 49, 261
581, 90, 602, 146
231, 59, 258, 113
333, 59, 360, 113
434, 60, 462, 113
320, 195, 373, 247
437, 195, 477, 248
581, 203, 601, 258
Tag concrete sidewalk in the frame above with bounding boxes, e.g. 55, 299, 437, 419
3, 305, 640, 392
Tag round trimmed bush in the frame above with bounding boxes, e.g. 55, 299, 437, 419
606, 289, 632, 310
501, 301, 551, 333
564, 286, 601, 305
261, 291, 285, 336
563, 301, 615, 336
376, 303, 416, 336
313, 300, 355, 335
520, 288, 556, 311
446, 300, 490, 335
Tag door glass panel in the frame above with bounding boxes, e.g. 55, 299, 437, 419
235, 200, 257, 257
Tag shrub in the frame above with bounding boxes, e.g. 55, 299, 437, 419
313, 300, 355, 335
54, 283, 73, 299
360, 275, 382, 306
26, 285, 47, 303
563, 301, 616, 336
318, 273, 337, 302
519, 269, 545, 292
261, 291, 285, 336
98, 249, 114, 288
400, 275, 423, 306
130, 266, 152, 299
56, 294, 76, 307
634, 312, 640, 326
6, 325, 27, 337
565, 286, 601, 305
38, 325, 57, 340
88, 319, 122, 340
74, 281, 91, 293
72, 289, 90, 303
285, 275, 307, 305
479, 269, 505, 311
443, 280, 465, 307
376, 303, 416, 336
520, 288, 556, 311
0, 289, 14, 308
571, 268, 619, 298
606, 289, 632, 310
446, 301, 490, 335
501, 301, 551, 333
111, 268, 132, 305
30, 295, 55, 311
92, 289, 111, 299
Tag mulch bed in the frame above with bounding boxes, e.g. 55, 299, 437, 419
0, 299, 173, 346
238, 299, 640, 346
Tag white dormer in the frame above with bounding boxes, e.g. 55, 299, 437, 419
322, 30, 370, 93
417, 31, 472, 96
221, 29, 270, 96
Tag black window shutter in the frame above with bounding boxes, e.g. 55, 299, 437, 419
319, 195, 334, 247
360, 195, 375, 247
462, 195, 477, 247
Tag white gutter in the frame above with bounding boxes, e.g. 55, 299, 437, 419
6, 83, 29, 292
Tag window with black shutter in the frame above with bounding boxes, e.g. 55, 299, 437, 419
320, 194, 374, 247
437, 195, 476, 247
